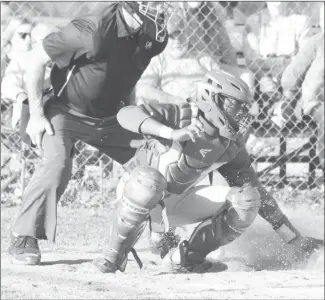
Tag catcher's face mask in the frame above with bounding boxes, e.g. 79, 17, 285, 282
217, 94, 252, 131
196, 70, 252, 140
137, 1, 174, 42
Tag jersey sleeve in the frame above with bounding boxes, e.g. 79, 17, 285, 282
139, 102, 184, 127
42, 19, 100, 69
117, 102, 181, 132
117, 101, 195, 133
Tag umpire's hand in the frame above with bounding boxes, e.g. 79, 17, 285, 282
26, 113, 54, 153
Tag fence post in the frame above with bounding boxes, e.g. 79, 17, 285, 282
279, 134, 286, 188
308, 134, 318, 189
99, 160, 103, 194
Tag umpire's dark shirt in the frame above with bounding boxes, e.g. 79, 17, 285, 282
43, 3, 168, 118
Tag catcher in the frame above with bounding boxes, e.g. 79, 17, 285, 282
93, 70, 323, 273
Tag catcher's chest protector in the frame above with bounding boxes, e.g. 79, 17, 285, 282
126, 134, 244, 194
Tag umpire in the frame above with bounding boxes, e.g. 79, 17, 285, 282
9, 1, 174, 265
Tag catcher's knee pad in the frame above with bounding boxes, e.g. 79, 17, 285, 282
103, 167, 167, 271
224, 184, 261, 236
181, 184, 261, 265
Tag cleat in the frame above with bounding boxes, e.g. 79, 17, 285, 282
162, 240, 212, 273
9, 235, 41, 265
93, 257, 118, 273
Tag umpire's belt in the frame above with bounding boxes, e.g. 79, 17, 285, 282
51, 99, 118, 128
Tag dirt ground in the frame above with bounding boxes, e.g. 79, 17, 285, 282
1, 199, 324, 299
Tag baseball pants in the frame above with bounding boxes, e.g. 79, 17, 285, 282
116, 173, 257, 236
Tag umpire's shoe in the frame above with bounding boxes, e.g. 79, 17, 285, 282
9, 234, 41, 265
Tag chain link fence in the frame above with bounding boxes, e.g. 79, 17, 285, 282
1, 1, 324, 206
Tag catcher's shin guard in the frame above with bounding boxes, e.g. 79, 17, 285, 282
102, 167, 167, 272
272, 215, 301, 243
171, 185, 261, 270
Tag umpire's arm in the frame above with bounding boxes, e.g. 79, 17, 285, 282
25, 40, 52, 117
25, 20, 98, 116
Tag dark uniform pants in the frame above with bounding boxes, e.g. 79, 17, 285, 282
12, 100, 142, 242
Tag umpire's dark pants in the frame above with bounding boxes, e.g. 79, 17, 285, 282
12, 100, 141, 242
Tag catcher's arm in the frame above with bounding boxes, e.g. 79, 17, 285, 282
218, 147, 300, 243
117, 102, 204, 141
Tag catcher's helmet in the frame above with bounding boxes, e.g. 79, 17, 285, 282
196, 70, 253, 140
123, 2, 174, 42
